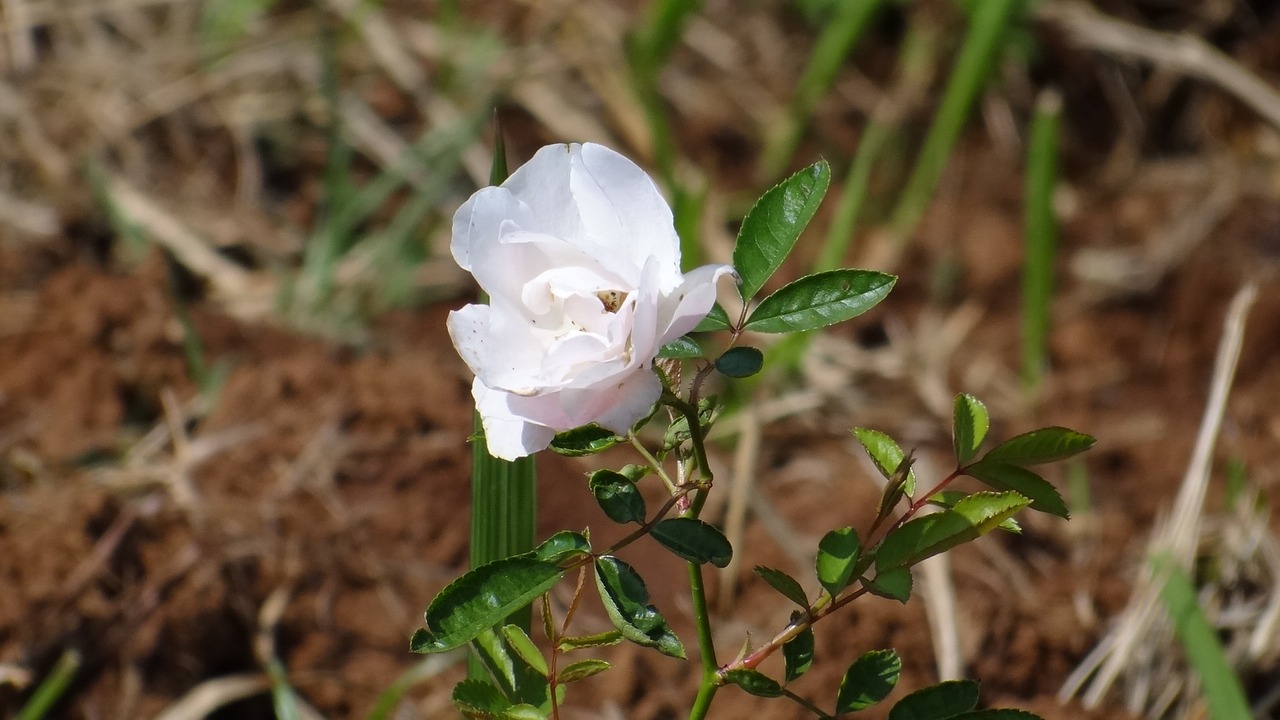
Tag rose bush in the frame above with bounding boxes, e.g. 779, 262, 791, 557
448, 142, 736, 460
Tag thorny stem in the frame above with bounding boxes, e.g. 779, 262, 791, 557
679, 394, 721, 720
726, 585, 872, 675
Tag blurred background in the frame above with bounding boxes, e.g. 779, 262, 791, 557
1, 0, 1278, 718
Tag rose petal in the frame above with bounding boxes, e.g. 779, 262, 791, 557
560, 367, 663, 434
570, 144, 682, 291
473, 380, 558, 461
447, 304, 543, 395
450, 187, 534, 272
502, 144, 585, 242
657, 263, 738, 344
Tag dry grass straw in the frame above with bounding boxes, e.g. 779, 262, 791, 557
1061, 282, 1263, 716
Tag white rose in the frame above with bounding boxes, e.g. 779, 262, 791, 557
447, 142, 736, 461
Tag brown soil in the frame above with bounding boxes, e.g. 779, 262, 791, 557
2, 2, 1280, 719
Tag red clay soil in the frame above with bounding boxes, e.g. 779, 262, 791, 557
2, 191, 1277, 719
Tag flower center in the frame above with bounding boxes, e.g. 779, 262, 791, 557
595, 289, 628, 313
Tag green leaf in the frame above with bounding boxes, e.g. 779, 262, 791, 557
753, 566, 808, 608
866, 566, 912, 603
723, 669, 785, 698
413, 556, 565, 653
714, 346, 764, 378
557, 659, 612, 684
852, 428, 917, 496
783, 624, 815, 683
981, 427, 1096, 465
876, 492, 1030, 571
816, 526, 861, 595
947, 707, 1044, 712
588, 470, 647, 525
593, 556, 685, 658
965, 461, 1069, 518
744, 269, 896, 334
952, 394, 989, 464
928, 492, 1020, 533
693, 303, 732, 332
662, 396, 716, 450
534, 531, 591, 565
650, 518, 733, 568
836, 649, 902, 712
497, 705, 546, 720
471, 627, 551, 708
452, 679, 510, 717
888, 680, 979, 720
500, 625, 548, 676
557, 631, 623, 651
734, 159, 832, 300
549, 425, 623, 457
659, 336, 703, 359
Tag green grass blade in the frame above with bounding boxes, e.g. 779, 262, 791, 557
468, 133, 537, 681
367, 653, 465, 720
627, 0, 702, 182
888, 0, 1025, 247
762, 0, 887, 179
302, 15, 356, 303
817, 120, 892, 273
15, 650, 80, 720
1022, 88, 1061, 392
1154, 554, 1253, 720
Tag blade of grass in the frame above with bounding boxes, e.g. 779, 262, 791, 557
627, 0, 702, 181
1022, 88, 1061, 393
302, 14, 357, 303
761, 0, 888, 179
469, 125, 538, 685
888, 0, 1025, 252
15, 650, 80, 720
366, 652, 465, 720
1154, 554, 1252, 720
627, 0, 704, 266
266, 658, 302, 720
